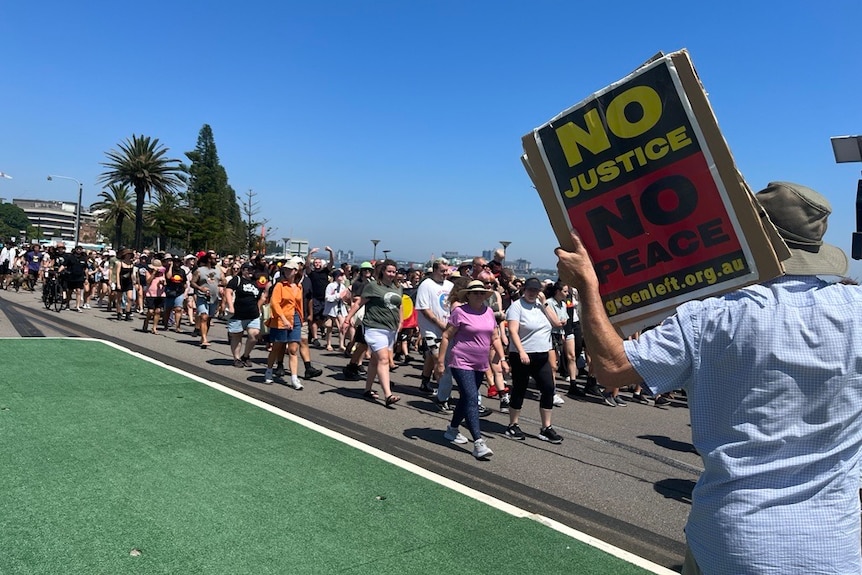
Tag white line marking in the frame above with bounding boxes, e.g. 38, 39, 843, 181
23, 337, 678, 575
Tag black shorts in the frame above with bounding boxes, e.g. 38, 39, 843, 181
312, 298, 326, 321
67, 279, 85, 290
145, 296, 165, 309
353, 325, 366, 345
0, 262, 9, 275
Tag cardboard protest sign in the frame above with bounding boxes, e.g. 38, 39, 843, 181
522, 50, 786, 334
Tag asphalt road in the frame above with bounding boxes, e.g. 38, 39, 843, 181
0, 286, 700, 572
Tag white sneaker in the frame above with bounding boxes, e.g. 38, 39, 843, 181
553, 394, 565, 406
264, 368, 274, 384
473, 438, 493, 459
444, 426, 468, 444
290, 379, 304, 390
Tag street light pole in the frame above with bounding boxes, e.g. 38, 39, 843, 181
500, 241, 511, 263
48, 174, 83, 246
371, 239, 380, 261
382, 249, 391, 261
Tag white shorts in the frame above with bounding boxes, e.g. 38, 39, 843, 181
364, 327, 396, 353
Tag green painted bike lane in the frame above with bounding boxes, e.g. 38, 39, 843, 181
0, 339, 669, 575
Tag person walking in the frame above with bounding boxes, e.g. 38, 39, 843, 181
342, 259, 403, 406
264, 260, 304, 389
190, 253, 224, 349
436, 280, 508, 459
555, 181, 860, 575
225, 262, 266, 368
504, 277, 563, 444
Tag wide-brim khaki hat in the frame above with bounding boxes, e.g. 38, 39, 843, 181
756, 181, 848, 277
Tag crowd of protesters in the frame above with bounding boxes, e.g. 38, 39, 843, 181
0, 240, 677, 461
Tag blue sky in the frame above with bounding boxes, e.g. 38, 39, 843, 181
1, 1, 860, 273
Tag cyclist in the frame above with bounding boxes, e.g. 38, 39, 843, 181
52, 242, 70, 309
63, 245, 88, 312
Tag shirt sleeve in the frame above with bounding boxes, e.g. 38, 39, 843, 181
623, 304, 697, 396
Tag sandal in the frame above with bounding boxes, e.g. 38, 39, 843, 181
385, 394, 401, 406
362, 389, 379, 400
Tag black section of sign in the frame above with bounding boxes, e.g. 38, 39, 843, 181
537, 62, 699, 207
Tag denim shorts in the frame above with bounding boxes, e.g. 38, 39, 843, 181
196, 296, 217, 317
269, 312, 301, 343
227, 317, 261, 334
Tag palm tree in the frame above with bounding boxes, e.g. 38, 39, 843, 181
98, 135, 183, 250
145, 189, 188, 252
90, 184, 134, 249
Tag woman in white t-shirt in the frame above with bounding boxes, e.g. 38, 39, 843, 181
504, 277, 563, 445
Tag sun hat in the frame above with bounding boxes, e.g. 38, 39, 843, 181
523, 277, 542, 290
461, 280, 493, 295
282, 260, 299, 270
756, 182, 848, 276
117, 248, 133, 258
163, 253, 173, 260
184, 254, 196, 261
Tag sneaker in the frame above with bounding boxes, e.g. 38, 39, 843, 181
631, 393, 650, 405
444, 426, 468, 444
473, 438, 493, 459
613, 395, 627, 407
393, 352, 405, 363
499, 393, 510, 414
290, 379, 304, 390
477, 404, 492, 417
553, 394, 565, 406
274, 363, 285, 378
75, 307, 83, 313
505, 423, 525, 440
538, 426, 563, 444
567, 385, 586, 398
304, 366, 323, 379
342, 364, 362, 380
357, 364, 368, 377
232, 359, 244, 368
264, 368, 274, 384
310, 338, 321, 348
82, 303, 90, 309
240, 356, 252, 368
487, 386, 498, 398
585, 381, 604, 397
602, 392, 618, 407
432, 396, 453, 412
419, 380, 435, 394
655, 394, 671, 406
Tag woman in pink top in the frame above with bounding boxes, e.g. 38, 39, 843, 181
143, 260, 167, 334
435, 280, 508, 460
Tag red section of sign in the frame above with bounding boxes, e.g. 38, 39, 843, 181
568, 152, 742, 292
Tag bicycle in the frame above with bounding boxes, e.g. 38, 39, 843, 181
42, 272, 64, 312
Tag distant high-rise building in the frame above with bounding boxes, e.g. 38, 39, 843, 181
14, 198, 97, 244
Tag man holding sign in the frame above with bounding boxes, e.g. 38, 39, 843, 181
556, 182, 861, 575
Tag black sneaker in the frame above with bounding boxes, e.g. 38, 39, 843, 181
478, 404, 492, 417
232, 359, 244, 368
601, 392, 618, 407
499, 394, 510, 414
310, 338, 321, 348
419, 380, 435, 394
567, 385, 586, 397
275, 363, 285, 378
538, 426, 563, 444
357, 364, 368, 376
505, 423, 525, 440
393, 353, 405, 363
304, 366, 323, 379
342, 364, 362, 380
655, 394, 671, 406
585, 382, 604, 397
631, 393, 650, 405
240, 356, 252, 368
432, 396, 453, 412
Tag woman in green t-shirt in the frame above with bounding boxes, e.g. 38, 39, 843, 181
343, 259, 402, 406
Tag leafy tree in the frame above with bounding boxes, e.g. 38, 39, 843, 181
90, 184, 135, 249
184, 125, 243, 253
0, 203, 33, 242
99, 135, 184, 250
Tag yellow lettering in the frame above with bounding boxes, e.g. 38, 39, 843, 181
667, 126, 693, 151
596, 160, 620, 183
555, 108, 610, 168
645, 137, 669, 160
606, 86, 663, 139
